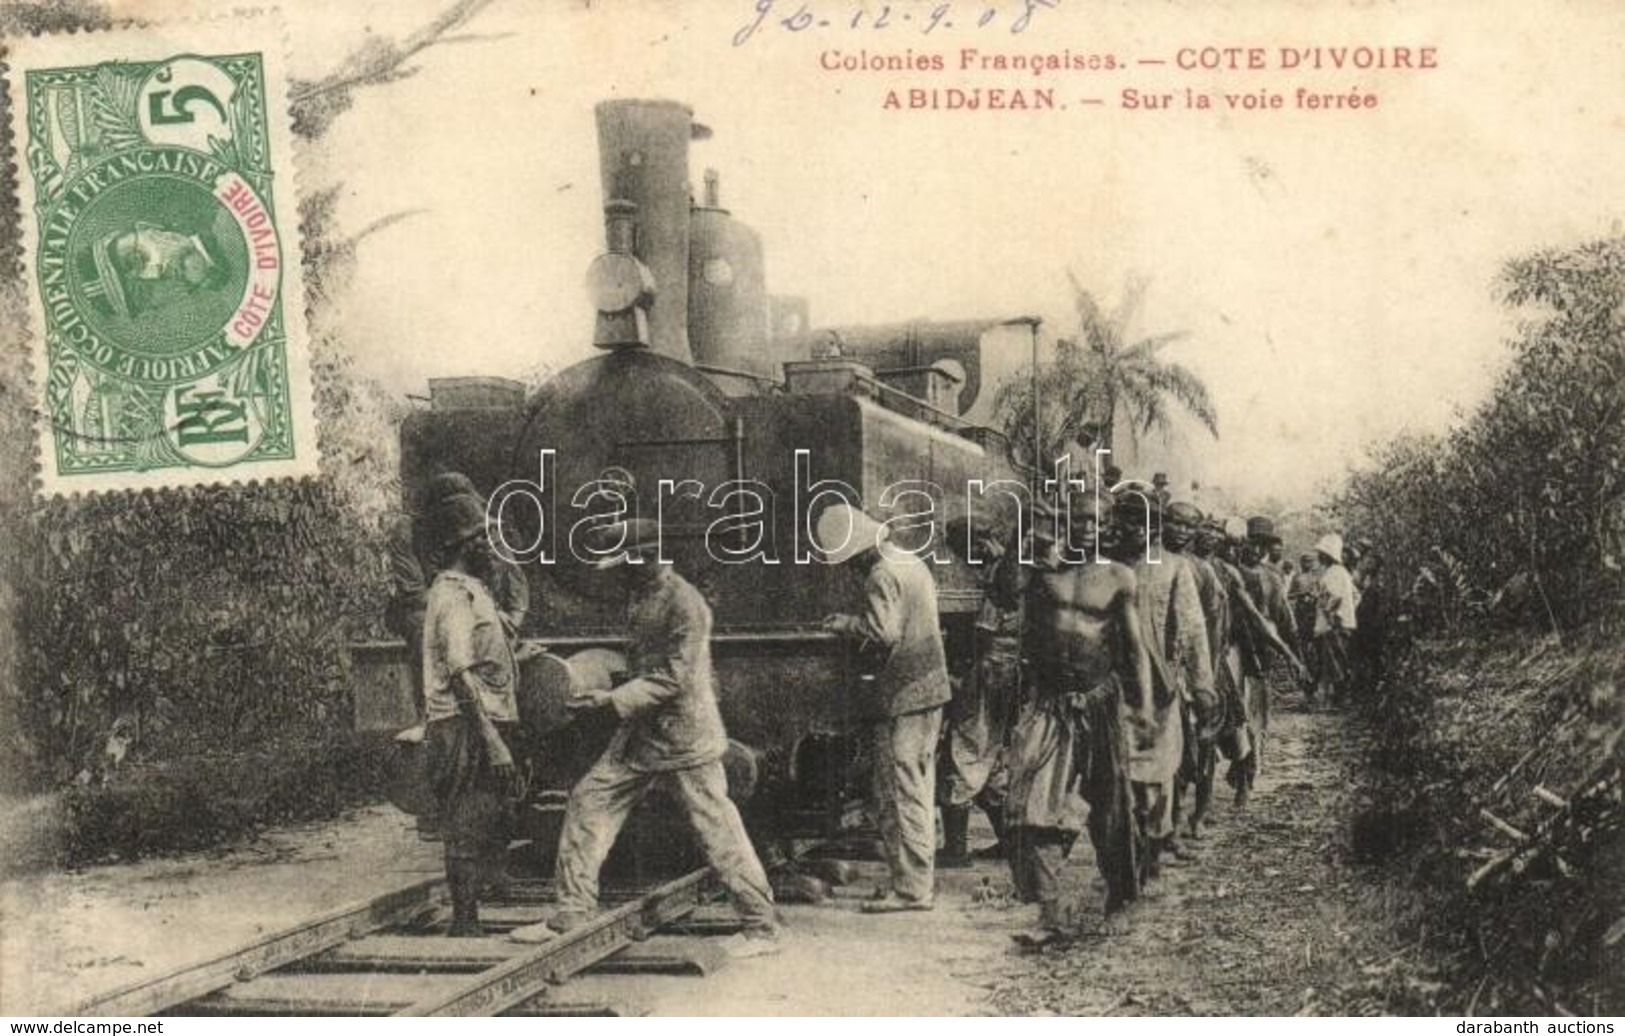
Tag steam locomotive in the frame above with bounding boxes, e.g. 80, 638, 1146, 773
353, 99, 1037, 867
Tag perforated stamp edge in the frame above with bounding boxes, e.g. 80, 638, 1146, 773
4, 9, 317, 498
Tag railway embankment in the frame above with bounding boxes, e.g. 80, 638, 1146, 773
1349, 628, 1625, 1016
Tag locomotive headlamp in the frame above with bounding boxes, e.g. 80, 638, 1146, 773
587, 252, 655, 314
589, 251, 656, 349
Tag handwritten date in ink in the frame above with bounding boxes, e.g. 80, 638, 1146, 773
733, 0, 1059, 47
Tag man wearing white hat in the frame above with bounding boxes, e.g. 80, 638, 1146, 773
1313, 533, 1359, 706
511, 519, 780, 954
817, 501, 952, 913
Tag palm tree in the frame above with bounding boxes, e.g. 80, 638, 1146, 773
1071, 272, 1219, 453
992, 273, 1219, 476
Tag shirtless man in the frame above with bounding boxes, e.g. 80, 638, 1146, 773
996, 493, 1154, 945
1213, 518, 1308, 807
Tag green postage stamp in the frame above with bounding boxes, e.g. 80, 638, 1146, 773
11, 16, 315, 493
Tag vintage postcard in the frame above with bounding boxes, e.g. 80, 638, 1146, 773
8, 12, 313, 494
0, 0, 1621, 1022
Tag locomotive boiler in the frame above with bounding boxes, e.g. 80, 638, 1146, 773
353, 99, 1036, 866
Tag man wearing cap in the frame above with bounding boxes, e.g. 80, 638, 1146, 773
937, 514, 1018, 865
387, 473, 483, 711
818, 502, 952, 913
429, 478, 531, 644
421, 493, 521, 936
1314, 534, 1360, 705
994, 492, 1154, 943
516, 519, 780, 951
1243, 516, 1301, 705
1112, 494, 1213, 879
409, 472, 532, 649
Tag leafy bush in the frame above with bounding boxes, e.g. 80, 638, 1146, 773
1330, 236, 1625, 631
0, 2, 489, 863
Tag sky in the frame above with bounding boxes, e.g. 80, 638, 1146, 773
128, 0, 1625, 508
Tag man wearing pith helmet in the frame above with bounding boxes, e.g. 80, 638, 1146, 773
512, 518, 781, 955
818, 501, 952, 913
1313, 532, 1359, 706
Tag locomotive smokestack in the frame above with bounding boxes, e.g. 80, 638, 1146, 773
594, 99, 703, 363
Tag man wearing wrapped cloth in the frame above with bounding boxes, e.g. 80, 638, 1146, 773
1243, 516, 1301, 705
1169, 505, 1227, 841
937, 514, 1019, 866
511, 519, 780, 956
995, 495, 1155, 946
421, 493, 520, 937
819, 502, 953, 913
1113, 494, 1214, 878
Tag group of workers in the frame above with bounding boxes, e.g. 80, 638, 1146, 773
813, 484, 1385, 948
385, 468, 1385, 954
387, 476, 782, 955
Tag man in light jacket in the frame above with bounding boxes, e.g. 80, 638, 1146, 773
510, 519, 780, 955
819, 502, 952, 913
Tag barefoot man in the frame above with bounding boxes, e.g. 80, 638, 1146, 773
995, 493, 1155, 945
1113, 493, 1213, 879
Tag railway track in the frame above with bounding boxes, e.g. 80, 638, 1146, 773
73, 868, 745, 1017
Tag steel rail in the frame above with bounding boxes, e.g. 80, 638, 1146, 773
397, 867, 715, 1017
74, 875, 445, 1017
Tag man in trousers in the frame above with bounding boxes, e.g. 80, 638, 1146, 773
819, 501, 953, 913
509, 519, 781, 956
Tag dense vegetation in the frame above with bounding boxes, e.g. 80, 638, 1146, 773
0, 2, 488, 862
1329, 236, 1625, 1013
1329, 236, 1625, 632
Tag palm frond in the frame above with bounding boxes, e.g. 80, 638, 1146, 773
1109, 273, 1151, 339
1067, 270, 1114, 358
1116, 330, 1190, 365
1139, 361, 1220, 438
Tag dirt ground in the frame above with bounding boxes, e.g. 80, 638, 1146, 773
985, 701, 1436, 1015
0, 700, 1438, 1016
0, 806, 442, 1015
